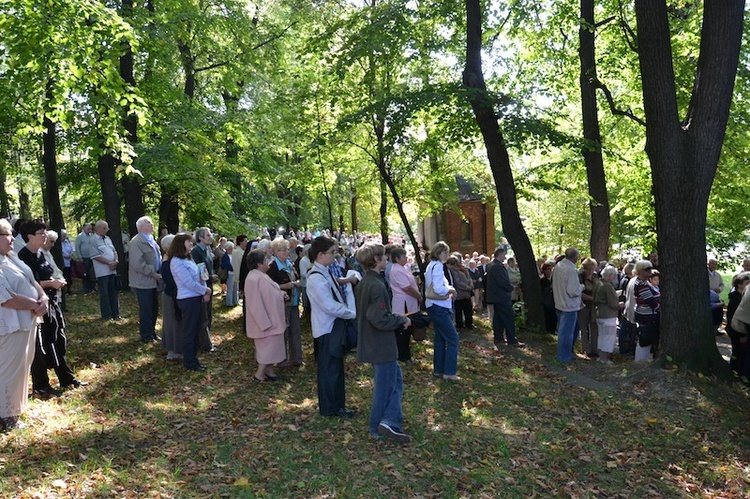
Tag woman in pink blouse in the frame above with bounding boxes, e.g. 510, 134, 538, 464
389, 247, 422, 361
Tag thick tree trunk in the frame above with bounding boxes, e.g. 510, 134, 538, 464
159, 187, 180, 234
119, 0, 144, 239
463, 0, 544, 330
0, 165, 9, 217
97, 151, 126, 277
579, 0, 610, 261
635, 0, 743, 377
42, 115, 64, 267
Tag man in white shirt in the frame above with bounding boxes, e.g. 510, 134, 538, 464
89, 220, 120, 320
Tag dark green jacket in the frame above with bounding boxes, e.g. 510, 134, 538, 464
355, 270, 408, 364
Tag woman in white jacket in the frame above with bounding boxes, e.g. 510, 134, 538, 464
425, 241, 459, 380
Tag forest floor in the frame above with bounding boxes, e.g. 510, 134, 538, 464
2, 289, 749, 498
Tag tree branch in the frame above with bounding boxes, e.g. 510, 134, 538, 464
592, 78, 646, 126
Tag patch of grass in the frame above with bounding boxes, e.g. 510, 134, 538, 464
1, 290, 749, 497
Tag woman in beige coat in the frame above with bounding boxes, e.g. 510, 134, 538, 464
244, 249, 288, 381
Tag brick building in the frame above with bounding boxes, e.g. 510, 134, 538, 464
417, 177, 495, 255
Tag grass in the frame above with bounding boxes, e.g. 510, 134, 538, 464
2, 288, 750, 497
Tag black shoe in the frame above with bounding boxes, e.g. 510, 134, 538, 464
33, 386, 62, 399
141, 337, 158, 344
467, 324, 478, 330
336, 408, 357, 419
62, 379, 89, 389
186, 364, 207, 372
203, 346, 217, 353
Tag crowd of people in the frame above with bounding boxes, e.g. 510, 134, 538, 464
1, 216, 743, 439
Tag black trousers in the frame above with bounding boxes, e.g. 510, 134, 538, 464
315, 333, 346, 415
454, 298, 473, 327
30, 328, 75, 389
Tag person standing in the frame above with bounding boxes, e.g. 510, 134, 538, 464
191, 227, 217, 353
60, 229, 74, 294
170, 233, 212, 372
552, 248, 583, 363
354, 242, 412, 443
128, 216, 163, 343
486, 247, 524, 348
0, 218, 48, 431
425, 241, 460, 381
89, 220, 120, 321
75, 223, 95, 294
307, 236, 357, 418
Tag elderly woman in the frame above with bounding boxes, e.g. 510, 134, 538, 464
540, 261, 557, 335
169, 233, 212, 372
244, 250, 287, 381
633, 260, 660, 362
0, 219, 48, 431
266, 237, 303, 367
448, 254, 475, 331
222, 241, 238, 307
594, 265, 620, 365
390, 246, 421, 361
425, 241, 459, 381
727, 272, 750, 375
19, 221, 86, 396
578, 257, 600, 358
159, 235, 182, 361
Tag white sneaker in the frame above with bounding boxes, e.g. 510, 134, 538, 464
377, 423, 413, 444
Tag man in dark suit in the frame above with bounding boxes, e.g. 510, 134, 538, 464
485, 247, 524, 348
191, 227, 217, 352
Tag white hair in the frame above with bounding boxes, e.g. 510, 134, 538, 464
160, 234, 175, 252
601, 265, 618, 280
136, 216, 153, 231
46, 229, 59, 242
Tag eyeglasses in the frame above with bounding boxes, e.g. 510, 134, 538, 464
34, 231, 47, 236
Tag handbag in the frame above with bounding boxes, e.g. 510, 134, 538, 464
425, 279, 450, 301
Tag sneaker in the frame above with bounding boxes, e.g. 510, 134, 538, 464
597, 358, 614, 365
377, 423, 413, 443
442, 374, 461, 381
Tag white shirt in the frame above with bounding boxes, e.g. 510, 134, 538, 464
425, 260, 453, 309
90, 235, 118, 277
0, 253, 40, 335
306, 262, 355, 338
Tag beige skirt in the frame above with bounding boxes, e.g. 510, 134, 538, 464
0, 326, 37, 419
254, 333, 286, 365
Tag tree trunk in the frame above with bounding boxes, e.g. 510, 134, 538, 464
159, 186, 180, 234
579, 0, 610, 261
42, 115, 64, 267
0, 164, 9, 217
635, 0, 743, 377
463, 0, 544, 330
119, 0, 144, 238
350, 185, 358, 232
97, 151, 126, 277
379, 177, 388, 243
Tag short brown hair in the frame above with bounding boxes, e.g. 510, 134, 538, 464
356, 242, 385, 270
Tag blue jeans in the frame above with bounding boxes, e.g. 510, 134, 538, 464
428, 305, 459, 376
369, 361, 404, 436
97, 274, 120, 320
556, 310, 579, 363
134, 287, 159, 341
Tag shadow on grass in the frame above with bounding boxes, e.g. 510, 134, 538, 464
2, 292, 749, 497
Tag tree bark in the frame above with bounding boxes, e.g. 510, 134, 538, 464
463, 0, 544, 330
119, 0, 144, 238
97, 150, 126, 277
159, 187, 180, 234
350, 184, 358, 232
579, 0, 610, 261
42, 80, 64, 268
635, 0, 744, 377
